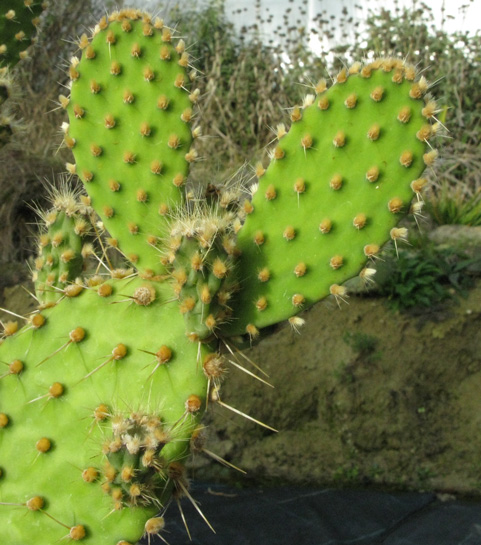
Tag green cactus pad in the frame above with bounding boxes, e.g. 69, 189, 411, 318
0, 276, 209, 544
33, 189, 91, 305
224, 60, 436, 337
166, 206, 240, 340
0, 0, 46, 69
65, 10, 196, 277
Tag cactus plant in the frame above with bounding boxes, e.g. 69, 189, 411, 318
0, 8, 440, 545
0, 0, 47, 69
0, 0, 48, 147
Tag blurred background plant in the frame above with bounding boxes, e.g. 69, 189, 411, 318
1, 0, 480, 300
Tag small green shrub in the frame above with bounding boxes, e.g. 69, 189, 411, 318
375, 245, 481, 311
425, 182, 481, 226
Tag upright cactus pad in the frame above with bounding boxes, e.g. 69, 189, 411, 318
64, 10, 197, 277
225, 60, 437, 336
0, 0, 47, 69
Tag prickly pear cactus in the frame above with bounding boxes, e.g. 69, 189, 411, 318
0, 8, 440, 545
225, 60, 437, 336
0, 0, 47, 69
0, 1, 48, 147
62, 9, 197, 277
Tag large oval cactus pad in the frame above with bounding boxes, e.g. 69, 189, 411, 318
0, 277, 209, 544
66, 12, 195, 276
226, 61, 435, 336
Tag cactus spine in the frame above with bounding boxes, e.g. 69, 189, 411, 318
0, 9, 440, 545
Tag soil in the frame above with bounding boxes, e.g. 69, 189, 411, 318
191, 281, 481, 497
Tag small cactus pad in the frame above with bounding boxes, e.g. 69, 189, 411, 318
166, 205, 240, 340
0, 277, 209, 544
0, 1, 47, 69
65, 10, 196, 277
226, 59, 437, 336
33, 188, 92, 305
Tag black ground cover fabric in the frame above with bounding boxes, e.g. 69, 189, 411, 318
141, 483, 481, 544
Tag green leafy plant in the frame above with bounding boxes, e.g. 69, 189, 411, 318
375, 245, 479, 311
425, 182, 481, 226
0, 8, 440, 545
